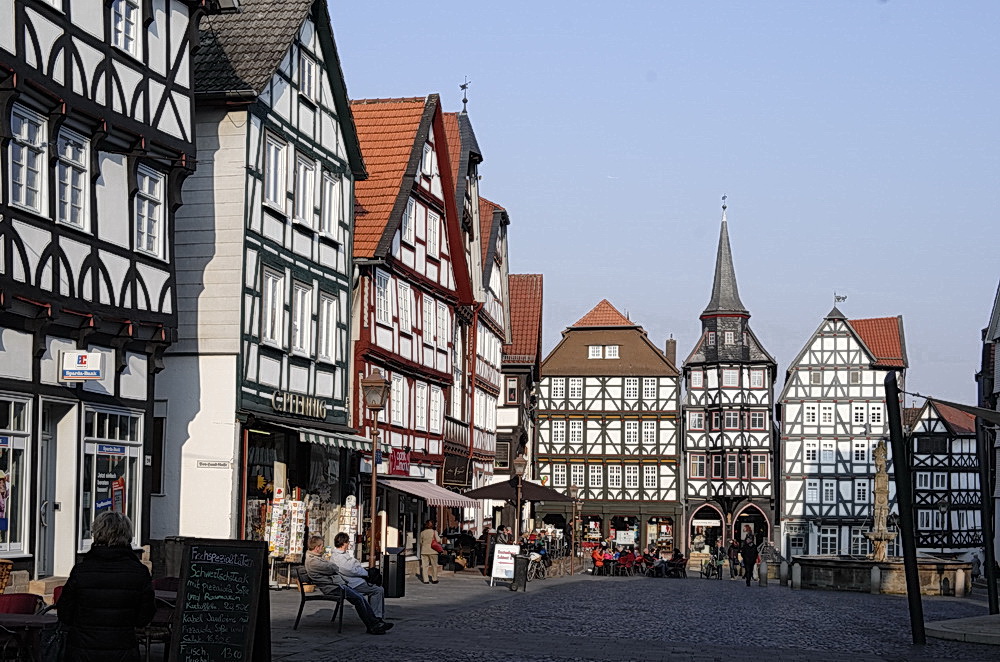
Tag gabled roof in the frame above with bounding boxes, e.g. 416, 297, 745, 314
847, 316, 907, 368
702, 206, 748, 317
479, 197, 505, 267
193, 0, 366, 178
932, 401, 977, 435
902, 407, 922, 431
350, 96, 431, 258
571, 299, 635, 328
504, 274, 543, 364
442, 111, 482, 228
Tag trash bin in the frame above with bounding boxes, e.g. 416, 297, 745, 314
382, 547, 405, 599
511, 554, 529, 592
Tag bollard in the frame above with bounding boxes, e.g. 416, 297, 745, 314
780, 560, 789, 586
955, 568, 966, 596
758, 559, 768, 586
791, 562, 801, 589
870, 564, 881, 595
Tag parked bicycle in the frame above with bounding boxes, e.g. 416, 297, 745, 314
527, 549, 548, 581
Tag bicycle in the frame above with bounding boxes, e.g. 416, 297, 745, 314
700, 557, 723, 580
527, 551, 547, 581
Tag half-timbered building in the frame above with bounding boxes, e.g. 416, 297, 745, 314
495, 273, 542, 529
909, 400, 983, 556
154, 0, 369, 547
536, 300, 682, 552
350, 95, 478, 559
979, 279, 1000, 555
0, 0, 205, 577
682, 204, 777, 555
778, 307, 907, 557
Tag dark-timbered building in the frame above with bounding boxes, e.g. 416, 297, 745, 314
536, 300, 682, 552
979, 279, 1000, 556
909, 400, 983, 556
0, 0, 204, 577
778, 307, 907, 557
682, 204, 777, 554
155, 0, 368, 547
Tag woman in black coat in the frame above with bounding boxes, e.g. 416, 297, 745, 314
740, 536, 758, 587
58, 511, 155, 662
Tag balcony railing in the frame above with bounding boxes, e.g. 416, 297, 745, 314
443, 415, 469, 451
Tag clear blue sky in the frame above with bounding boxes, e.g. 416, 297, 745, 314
329, 1, 1000, 404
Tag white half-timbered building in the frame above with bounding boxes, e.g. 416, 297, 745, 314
350, 95, 478, 559
682, 204, 777, 554
910, 401, 983, 557
0, 0, 204, 578
536, 300, 682, 552
155, 0, 368, 546
778, 307, 907, 557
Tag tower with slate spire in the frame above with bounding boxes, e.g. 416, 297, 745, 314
682, 200, 778, 557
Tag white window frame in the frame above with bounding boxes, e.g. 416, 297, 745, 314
624, 378, 639, 400
298, 50, 317, 101
643, 378, 657, 400
854, 480, 868, 503
853, 404, 865, 425
821, 404, 834, 425
822, 480, 836, 503
750, 411, 765, 430
625, 464, 639, 489
804, 405, 817, 424
806, 480, 819, 503
642, 420, 656, 445
915, 472, 930, 490
724, 331, 735, 345
264, 134, 286, 211
818, 527, 838, 555
608, 464, 622, 489
261, 268, 284, 345
707, 331, 716, 346
293, 154, 315, 225
397, 282, 411, 332
429, 387, 442, 433
321, 173, 342, 235
804, 441, 818, 463
749, 369, 764, 388
568, 378, 583, 399
750, 454, 768, 479
56, 128, 89, 229
111, 0, 140, 57
722, 369, 738, 387
552, 464, 567, 487
605, 345, 619, 359
390, 375, 405, 426
401, 198, 415, 244
317, 292, 337, 361
724, 411, 740, 430
0, 397, 30, 554
849, 370, 862, 385
422, 294, 435, 345
569, 420, 583, 444
426, 211, 440, 258
291, 282, 312, 355
551, 420, 566, 444
852, 441, 867, 463
589, 464, 603, 488
375, 271, 391, 325
571, 464, 585, 489
688, 411, 704, 430
689, 454, 706, 479
850, 527, 871, 555
690, 371, 703, 388
643, 464, 657, 489
135, 166, 165, 259
869, 404, 883, 425
436, 302, 448, 350
414, 383, 427, 431
624, 421, 639, 444
10, 105, 48, 215
551, 378, 565, 399
588, 346, 602, 359
932, 473, 947, 490
810, 371, 822, 385
821, 441, 835, 463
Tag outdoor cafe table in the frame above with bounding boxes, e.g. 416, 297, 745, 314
0, 612, 57, 662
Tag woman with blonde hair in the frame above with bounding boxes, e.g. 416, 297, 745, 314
58, 511, 155, 661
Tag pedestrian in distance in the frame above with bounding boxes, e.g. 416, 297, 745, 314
58, 511, 155, 661
740, 535, 758, 587
419, 520, 442, 584
727, 538, 741, 579
305, 535, 393, 635
329, 532, 388, 623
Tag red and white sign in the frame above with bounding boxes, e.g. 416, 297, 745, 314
388, 449, 410, 476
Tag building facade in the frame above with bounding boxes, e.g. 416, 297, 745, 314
536, 300, 682, 551
778, 307, 907, 557
979, 279, 1000, 555
0, 0, 201, 577
909, 401, 983, 557
682, 205, 777, 554
155, 0, 368, 547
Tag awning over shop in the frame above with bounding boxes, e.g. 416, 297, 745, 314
381, 478, 478, 508
269, 422, 389, 452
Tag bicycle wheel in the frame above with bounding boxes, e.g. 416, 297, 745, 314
537, 563, 547, 580
526, 562, 537, 581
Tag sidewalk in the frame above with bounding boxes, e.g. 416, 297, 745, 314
926, 613, 1000, 645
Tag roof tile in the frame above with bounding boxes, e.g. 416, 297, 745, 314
572, 299, 635, 328
504, 274, 543, 362
848, 316, 907, 368
479, 197, 504, 265
934, 402, 977, 435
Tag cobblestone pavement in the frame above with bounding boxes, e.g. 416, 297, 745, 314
264, 570, 999, 662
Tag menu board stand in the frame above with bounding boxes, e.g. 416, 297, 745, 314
168, 538, 271, 662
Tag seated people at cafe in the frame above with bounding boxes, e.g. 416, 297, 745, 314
329, 532, 386, 622
591, 546, 605, 574
305, 535, 392, 635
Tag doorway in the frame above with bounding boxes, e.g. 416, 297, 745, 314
37, 401, 75, 578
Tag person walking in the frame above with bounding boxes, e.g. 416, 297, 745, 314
740, 536, 758, 587
58, 511, 155, 661
727, 538, 741, 579
419, 520, 441, 584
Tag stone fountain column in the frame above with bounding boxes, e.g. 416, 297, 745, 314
865, 438, 897, 562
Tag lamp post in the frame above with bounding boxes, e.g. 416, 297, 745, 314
568, 484, 579, 575
360, 368, 391, 567
512, 454, 528, 544
936, 496, 950, 557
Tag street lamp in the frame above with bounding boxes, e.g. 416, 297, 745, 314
512, 454, 528, 544
936, 496, 950, 557
361, 368, 391, 567
568, 484, 579, 575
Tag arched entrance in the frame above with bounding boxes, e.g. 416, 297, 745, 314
646, 516, 675, 552
734, 504, 769, 545
689, 505, 724, 554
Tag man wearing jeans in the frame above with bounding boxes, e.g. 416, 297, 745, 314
329, 532, 385, 621
305, 535, 393, 635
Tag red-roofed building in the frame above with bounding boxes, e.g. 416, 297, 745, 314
909, 400, 984, 554
349, 94, 477, 556
535, 300, 682, 549
778, 305, 908, 557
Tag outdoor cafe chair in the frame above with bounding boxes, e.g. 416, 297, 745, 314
293, 566, 344, 632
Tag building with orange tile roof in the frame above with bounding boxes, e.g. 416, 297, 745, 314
909, 400, 984, 556
778, 305, 908, 557
535, 300, 683, 549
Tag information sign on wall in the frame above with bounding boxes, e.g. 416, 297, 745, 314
59, 351, 104, 381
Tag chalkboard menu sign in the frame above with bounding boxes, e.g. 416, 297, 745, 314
168, 538, 270, 662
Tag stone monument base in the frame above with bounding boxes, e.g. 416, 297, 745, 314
792, 555, 971, 596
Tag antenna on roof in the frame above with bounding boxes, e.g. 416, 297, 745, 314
460, 77, 471, 112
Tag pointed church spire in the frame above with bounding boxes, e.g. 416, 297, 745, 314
702, 196, 747, 317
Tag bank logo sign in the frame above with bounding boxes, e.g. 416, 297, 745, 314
60, 352, 105, 381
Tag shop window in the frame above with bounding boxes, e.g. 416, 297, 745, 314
81, 408, 142, 549
0, 398, 29, 553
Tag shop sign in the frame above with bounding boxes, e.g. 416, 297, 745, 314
442, 455, 471, 487
490, 544, 520, 581
60, 351, 104, 381
197, 460, 231, 469
98, 444, 127, 455
270, 391, 328, 419
692, 518, 719, 527
388, 449, 410, 476
0, 437, 8, 448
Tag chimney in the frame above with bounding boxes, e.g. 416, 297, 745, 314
665, 336, 676, 366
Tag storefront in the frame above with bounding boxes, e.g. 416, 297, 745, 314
646, 516, 675, 552
689, 505, 725, 554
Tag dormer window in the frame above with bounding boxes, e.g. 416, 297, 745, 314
111, 0, 140, 57
605, 345, 619, 359
724, 331, 735, 345
707, 331, 716, 346
401, 198, 415, 244
588, 346, 602, 359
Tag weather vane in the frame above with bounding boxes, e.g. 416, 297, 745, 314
834, 292, 848, 304
460, 76, 471, 112
721, 194, 727, 211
